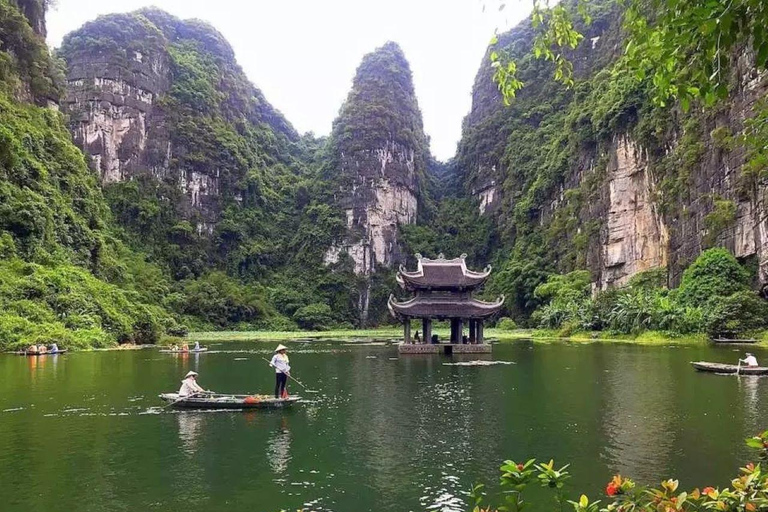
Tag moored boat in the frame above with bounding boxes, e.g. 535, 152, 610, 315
159, 392, 300, 409
159, 347, 208, 353
691, 361, 768, 375
711, 338, 757, 344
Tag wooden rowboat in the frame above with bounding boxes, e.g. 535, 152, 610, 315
159, 347, 208, 353
691, 361, 768, 375
158, 393, 300, 409
13, 349, 68, 356
711, 338, 757, 344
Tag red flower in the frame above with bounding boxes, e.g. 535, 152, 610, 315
606, 482, 619, 496
702, 487, 715, 495
516, 463, 524, 472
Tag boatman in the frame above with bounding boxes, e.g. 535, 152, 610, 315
270, 344, 291, 399
178, 371, 207, 397
740, 353, 759, 367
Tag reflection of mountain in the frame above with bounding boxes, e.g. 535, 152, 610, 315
267, 421, 292, 474
600, 348, 674, 482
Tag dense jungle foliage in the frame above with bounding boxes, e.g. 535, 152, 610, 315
445, 0, 768, 335
0, 0, 180, 350
526, 249, 768, 339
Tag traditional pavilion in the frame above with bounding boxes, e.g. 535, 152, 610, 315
388, 254, 505, 354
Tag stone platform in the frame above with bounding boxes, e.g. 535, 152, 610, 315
398, 343, 492, 355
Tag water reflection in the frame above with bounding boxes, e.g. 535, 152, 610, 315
601, 348, 674, 483
177, 412, 204, 456
738, 376, 760, 431
267, 417, 292, 474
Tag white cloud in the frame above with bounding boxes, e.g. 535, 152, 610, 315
47, 0, 530, 161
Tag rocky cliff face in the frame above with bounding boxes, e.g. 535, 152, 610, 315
456, 1, 768, 295
58, 9, 299, 236
323, 42, 428, 322
61, 14, 170, 184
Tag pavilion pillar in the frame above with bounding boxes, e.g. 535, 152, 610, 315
404, 318, 411, 344
423, 318, 432, 344
457, 318, 464, 344
469, 319, 476, 344
477, 320, 484, 344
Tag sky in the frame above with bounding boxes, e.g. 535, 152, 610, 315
46, 0, 531, 161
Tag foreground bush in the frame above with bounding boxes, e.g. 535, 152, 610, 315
471, 431, 768, 512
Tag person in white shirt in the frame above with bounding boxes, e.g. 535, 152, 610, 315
740, 353, 759, 367
194, 341, 200, 351
178, 371, 207, 397
270, 345, 291, 398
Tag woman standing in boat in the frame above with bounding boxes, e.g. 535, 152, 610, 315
270, 345, 291, 398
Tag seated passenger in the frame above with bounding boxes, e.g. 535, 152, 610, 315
178, 371, 207, 397
740, 353, 759, 367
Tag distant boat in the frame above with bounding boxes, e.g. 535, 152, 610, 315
159, 393, 300, 409
711, 337, 757, 344
159, 347, 208, 353
13, 349, 67, 356
691, 361, 768, 375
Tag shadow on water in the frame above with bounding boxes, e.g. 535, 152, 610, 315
1, 340, 768, 511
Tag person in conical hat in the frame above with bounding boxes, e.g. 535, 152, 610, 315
178, 370, 207, 397
269, 344, 291, 398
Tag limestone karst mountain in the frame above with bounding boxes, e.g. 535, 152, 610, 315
456, 1, 768, 318
322, 41, 430, 323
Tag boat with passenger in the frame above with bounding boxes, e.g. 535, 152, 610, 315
159, 347, 208, 353
691, 361, 768, 375
159, 392, 300, 409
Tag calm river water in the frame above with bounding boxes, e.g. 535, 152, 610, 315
1, 340, 767, 512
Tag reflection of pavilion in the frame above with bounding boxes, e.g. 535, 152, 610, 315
388, 254, 504, 354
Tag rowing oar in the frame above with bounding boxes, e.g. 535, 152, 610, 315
261, 357, 317, 393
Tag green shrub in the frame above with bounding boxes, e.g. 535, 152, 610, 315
293, 303, 334, 330
678, 248, 750, 307
705, 291, 768, 338
497, 317, 518, 330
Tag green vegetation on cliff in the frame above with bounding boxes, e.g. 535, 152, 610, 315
58, 11, 407, 332
0, 0, 179, 349
437, 0, 768, 338
528, 249, 768, 339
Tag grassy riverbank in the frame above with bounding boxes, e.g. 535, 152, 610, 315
186, 328, 752, 346
492, 329, 713, 345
